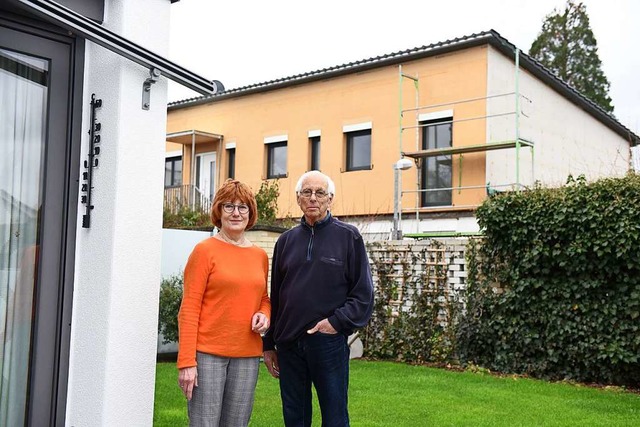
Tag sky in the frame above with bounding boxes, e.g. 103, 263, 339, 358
167, 0, 640, 135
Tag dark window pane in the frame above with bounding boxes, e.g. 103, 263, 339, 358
421, 121, 452, 206
267, 142, 287, 178
174, 159, 182, 186
310, 137, 320, 170
227, 148, 235, 179
346, 130, 371, 171
195, 157, 201, 188
164, 156, 182, 187
164, 164, 172, 187
436, 124, 451, 149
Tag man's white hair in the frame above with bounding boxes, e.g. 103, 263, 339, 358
295, 170, 336, 196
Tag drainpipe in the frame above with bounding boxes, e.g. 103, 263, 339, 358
217, 135, 224, 200
191, 131, 196, 209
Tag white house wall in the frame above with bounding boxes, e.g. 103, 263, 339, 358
486, 46, 630, 189
66, 0, 169, 425
161, 228, 211, 279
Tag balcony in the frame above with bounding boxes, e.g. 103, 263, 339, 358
163, 184, 211, 214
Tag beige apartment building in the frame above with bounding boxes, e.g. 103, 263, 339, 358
165, 30, 638, 239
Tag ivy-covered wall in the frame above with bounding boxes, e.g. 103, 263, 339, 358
457, 174, 640, 386
362, 239, 469, 363
363, 174, 639, 387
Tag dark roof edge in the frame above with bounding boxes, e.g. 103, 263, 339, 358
169, 29, 639, 145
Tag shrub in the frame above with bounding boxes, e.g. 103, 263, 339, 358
457, 173, 640, 386
163, 205, 212, 229
158, 273, 183, 344
255, 180, 279, 225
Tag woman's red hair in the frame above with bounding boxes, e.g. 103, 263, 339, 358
210, 179, 258, 229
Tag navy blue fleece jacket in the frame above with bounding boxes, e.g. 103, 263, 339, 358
262, 213, 374, 350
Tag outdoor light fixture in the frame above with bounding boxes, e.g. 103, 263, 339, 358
392, 158, 414, 240
395, 158, 414, 171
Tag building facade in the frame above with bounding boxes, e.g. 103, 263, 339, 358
165, 31, 638, 240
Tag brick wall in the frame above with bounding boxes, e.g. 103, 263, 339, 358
367, 238, 471, 317
246, 227, 284, 288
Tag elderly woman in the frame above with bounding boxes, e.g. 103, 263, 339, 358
177, 179, 270, 427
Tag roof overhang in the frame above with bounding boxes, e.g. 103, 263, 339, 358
11, 0, 222, 95
166, 130, 223, 145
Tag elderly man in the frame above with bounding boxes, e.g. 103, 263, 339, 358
263, 170, 374, 427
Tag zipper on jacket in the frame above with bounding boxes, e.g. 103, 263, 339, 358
306, 226, 314, 261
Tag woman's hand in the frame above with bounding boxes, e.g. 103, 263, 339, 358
263, 350, 280, 378
178, 366, 198, 400
251, 312, 269, 334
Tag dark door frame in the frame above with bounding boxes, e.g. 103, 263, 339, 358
0, 8, 83, 426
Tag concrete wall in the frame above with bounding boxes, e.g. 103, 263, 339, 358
66, 1, 170, 425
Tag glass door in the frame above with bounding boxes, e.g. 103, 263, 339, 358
0, 46, 48, 427
0, 16, 79, 426
196, 152, 217, 201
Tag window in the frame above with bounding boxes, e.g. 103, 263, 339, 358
420, 119, 452, 207
227, 148, 235, 179
310, 136, 320, 170
164, 156, 182, 187
267, 141, 287, 178
345, 129, 371, 171
195, 153, 216, 201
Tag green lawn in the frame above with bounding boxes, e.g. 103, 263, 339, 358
154, 360, 640, 426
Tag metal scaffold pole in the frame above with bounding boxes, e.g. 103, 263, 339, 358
515, 47, 521, 190
413, 77, 419, 224
394, 44, 536, 234
393, 65, 419, 239
398, 65, 404, 159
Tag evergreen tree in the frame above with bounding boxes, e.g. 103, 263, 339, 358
529, 1, 613, 113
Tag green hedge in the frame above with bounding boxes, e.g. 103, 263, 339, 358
158, 273, 183, 344
457, 174, 640, 386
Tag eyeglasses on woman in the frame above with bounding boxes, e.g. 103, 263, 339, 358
222, 203, 250, 214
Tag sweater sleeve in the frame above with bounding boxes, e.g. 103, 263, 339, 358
177, 243, 210, 369
258, 251, 271, 318
262, 240, 281, 351
327, 233, 374, 332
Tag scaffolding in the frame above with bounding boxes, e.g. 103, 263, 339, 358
394, 48, 534, 237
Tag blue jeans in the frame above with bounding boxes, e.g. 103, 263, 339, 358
277, 333, 350, 427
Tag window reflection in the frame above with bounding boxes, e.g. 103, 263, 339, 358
0, 47, 48, 425
421, 120, 452, 206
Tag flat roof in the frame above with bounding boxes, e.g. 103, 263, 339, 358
166, 130, 222, 145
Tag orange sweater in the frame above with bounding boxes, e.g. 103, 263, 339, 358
177, 237, 270, 368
